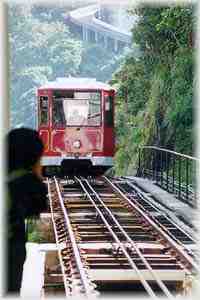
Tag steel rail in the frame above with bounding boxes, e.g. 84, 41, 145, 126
75, 176, 161, 299
47, 178, 71, 296
116, 178, 196, 266
104, 176, 198, 272
53, 177, 95, 297
125, 179, 196, 245
82, 177, 175, 299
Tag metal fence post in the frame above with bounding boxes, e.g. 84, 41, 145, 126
166, 152, 169, 191
172, 155, 175, 194
186, 160, 189, 203
137, 146, 197, 207
138, 148, 141, 176
161, 150, 163, 188
178, 157, 182, 200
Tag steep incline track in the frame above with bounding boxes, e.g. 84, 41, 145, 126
46, 176, 197, 298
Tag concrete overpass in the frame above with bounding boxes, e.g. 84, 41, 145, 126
66, 4, 132, 52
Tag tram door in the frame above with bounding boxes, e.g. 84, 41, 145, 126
38, 94, 50, 153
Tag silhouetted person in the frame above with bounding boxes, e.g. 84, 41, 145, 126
6, 128, 47, 295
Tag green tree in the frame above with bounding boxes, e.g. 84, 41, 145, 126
113, 5, 195, 175
9, 4, 82, 128
78, 43, 127, 82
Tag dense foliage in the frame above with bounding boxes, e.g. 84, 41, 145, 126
112, 6, 195, 175
9, 4, 194, 177
9, 4, 124, 128
9, 5, 82, 128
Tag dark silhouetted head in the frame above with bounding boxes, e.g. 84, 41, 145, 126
7, 127, 44, 173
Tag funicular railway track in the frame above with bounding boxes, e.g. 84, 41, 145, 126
109, 177, 196, 251
46, 176, 197, 298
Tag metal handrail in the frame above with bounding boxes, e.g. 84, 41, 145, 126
138, 146, 197, 207
141, 146, 199, 162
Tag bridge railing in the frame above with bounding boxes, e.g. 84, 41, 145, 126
137, 146, 198, 208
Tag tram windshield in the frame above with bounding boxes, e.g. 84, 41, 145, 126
52, 91, 101, 126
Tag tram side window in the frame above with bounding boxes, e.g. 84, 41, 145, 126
88, 92, 101, 126
39, 96, 48, 125
105, 95, 114, 126
52, 98, 66, 126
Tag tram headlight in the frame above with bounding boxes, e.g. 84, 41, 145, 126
73, 140, 81, 149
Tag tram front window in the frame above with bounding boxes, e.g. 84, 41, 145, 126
52, 91, 101, 126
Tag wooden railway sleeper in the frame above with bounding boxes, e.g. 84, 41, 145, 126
48, 179, 98, 297
54, 177, 98, 297
104, 176, 197, 273
87, 178, 195, 298
50, 177, 194, 298
76, 176, 176, 299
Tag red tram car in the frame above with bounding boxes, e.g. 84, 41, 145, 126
37, 77, 115, 175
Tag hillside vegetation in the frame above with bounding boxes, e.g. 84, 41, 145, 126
112, 6, 195, 175
9, 4, 125, 128
9, 4, 195, 177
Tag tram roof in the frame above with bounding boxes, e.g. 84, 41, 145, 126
38, 77, 114, 91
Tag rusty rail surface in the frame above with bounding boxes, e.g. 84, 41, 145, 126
47, 177, 97, 297
46, 176, 197, 298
